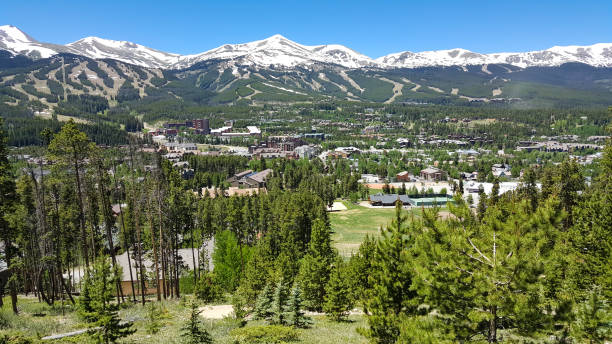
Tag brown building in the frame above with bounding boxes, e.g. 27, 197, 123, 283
396, 171, 412, 182
420, 167, 446, 181
227, 170, 254, 187
193, 119, 210, 134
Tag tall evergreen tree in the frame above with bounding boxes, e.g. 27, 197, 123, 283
362, 202, 417, 343
297, 218, 337, 311
0, 117, 18, 313
323, 257, 353, 322
48, 120, 94, 267
411, 197, 565, 343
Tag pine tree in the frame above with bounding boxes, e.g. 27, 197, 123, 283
297, 219, 337, 311
477, 187, 488, 221
571, 287, 612, 343
283, 285, 312, 328
323, 257, 353, 322
47, 120, 94, 267
0, 117, 18, 314
253, 282, 275, 321
410, 197, 565, 343
79, 256, 135, 344
362, 201, 417, 342
181, 302, 213, 344
489, 178, 500, 205
146, 303, 163, 334
271, 277, 290, 325
347, 235, 376, 311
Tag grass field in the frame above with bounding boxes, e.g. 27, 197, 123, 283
0, 296, 367, 343
330, 201, 417, 256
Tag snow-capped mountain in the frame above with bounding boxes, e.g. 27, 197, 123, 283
173, 34, 375, 69
0, 25, 63, 59
376, 44, 612, 68
66, 37, 181, 69
1, 24, 612, 70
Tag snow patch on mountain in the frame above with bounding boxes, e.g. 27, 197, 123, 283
173, 34, 375, 69
1, 25, 612, 70
67, 36, 181, 69
377, 44, 612, 68
0, 25, 58, 58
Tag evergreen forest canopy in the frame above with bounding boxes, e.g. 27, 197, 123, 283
0, 107, 609, 342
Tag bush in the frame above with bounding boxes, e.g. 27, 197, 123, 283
0, 331, 37, 344
230, 325, 299, 344
195, 272, 222, 303
179, 271, 197, 295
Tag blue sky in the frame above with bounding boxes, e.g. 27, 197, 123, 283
2, 0, 610, 58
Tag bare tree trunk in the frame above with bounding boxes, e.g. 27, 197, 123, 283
148, 196, 161, 301
488, 305, 497, 343
72, 149, 89, 268
96, 160, 123, 303
190, 224, 197, 285
115, 162, 136, 302
134, 202, 147, 306
160, 223, 167, 299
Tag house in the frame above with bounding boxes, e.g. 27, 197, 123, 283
227, 170, 254, 187
181, 143, 198, 153
369, 193, 411, 206
244, 169, 273, 188
360, 174, 383, 184
294, 145, 317, 159
396, 171, 412, 182
420, 167, 446, 181
227, 169, 273, 188
492, 164, 512, 178
116, 242, 213, 296
396, 138, 411, 148
460, 171, 479, 181
201, 186, 266, 198
181, 169, 195, 180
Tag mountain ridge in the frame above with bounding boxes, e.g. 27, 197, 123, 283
2, 25, 612, 70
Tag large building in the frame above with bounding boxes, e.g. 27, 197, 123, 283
193, 119, 210, 134
226, 169, 273, 188
420, 167, 446, 181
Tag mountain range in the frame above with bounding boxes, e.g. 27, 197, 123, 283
2, 25, 612, 70
1, 24, 612, 112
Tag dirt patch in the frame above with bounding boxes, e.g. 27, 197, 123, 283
199, 305, 233, 319
328, 201, 348, 212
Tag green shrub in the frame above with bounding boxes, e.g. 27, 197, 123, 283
0, 331, 37, 344
179, 271, 197, 295
230, 325, 299, 344
194, 272, 222, 303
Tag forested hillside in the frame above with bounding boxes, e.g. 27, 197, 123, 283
0, 110, 610, 342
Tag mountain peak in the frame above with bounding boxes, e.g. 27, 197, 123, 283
266, 34, 288, 40
2, 25, 612, 69
0, 24, 38, 43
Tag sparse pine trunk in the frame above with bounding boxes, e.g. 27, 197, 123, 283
488, 306, 497, 343
148, 195, 162, 301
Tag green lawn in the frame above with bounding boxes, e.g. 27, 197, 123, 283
330, 201, 414, 256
